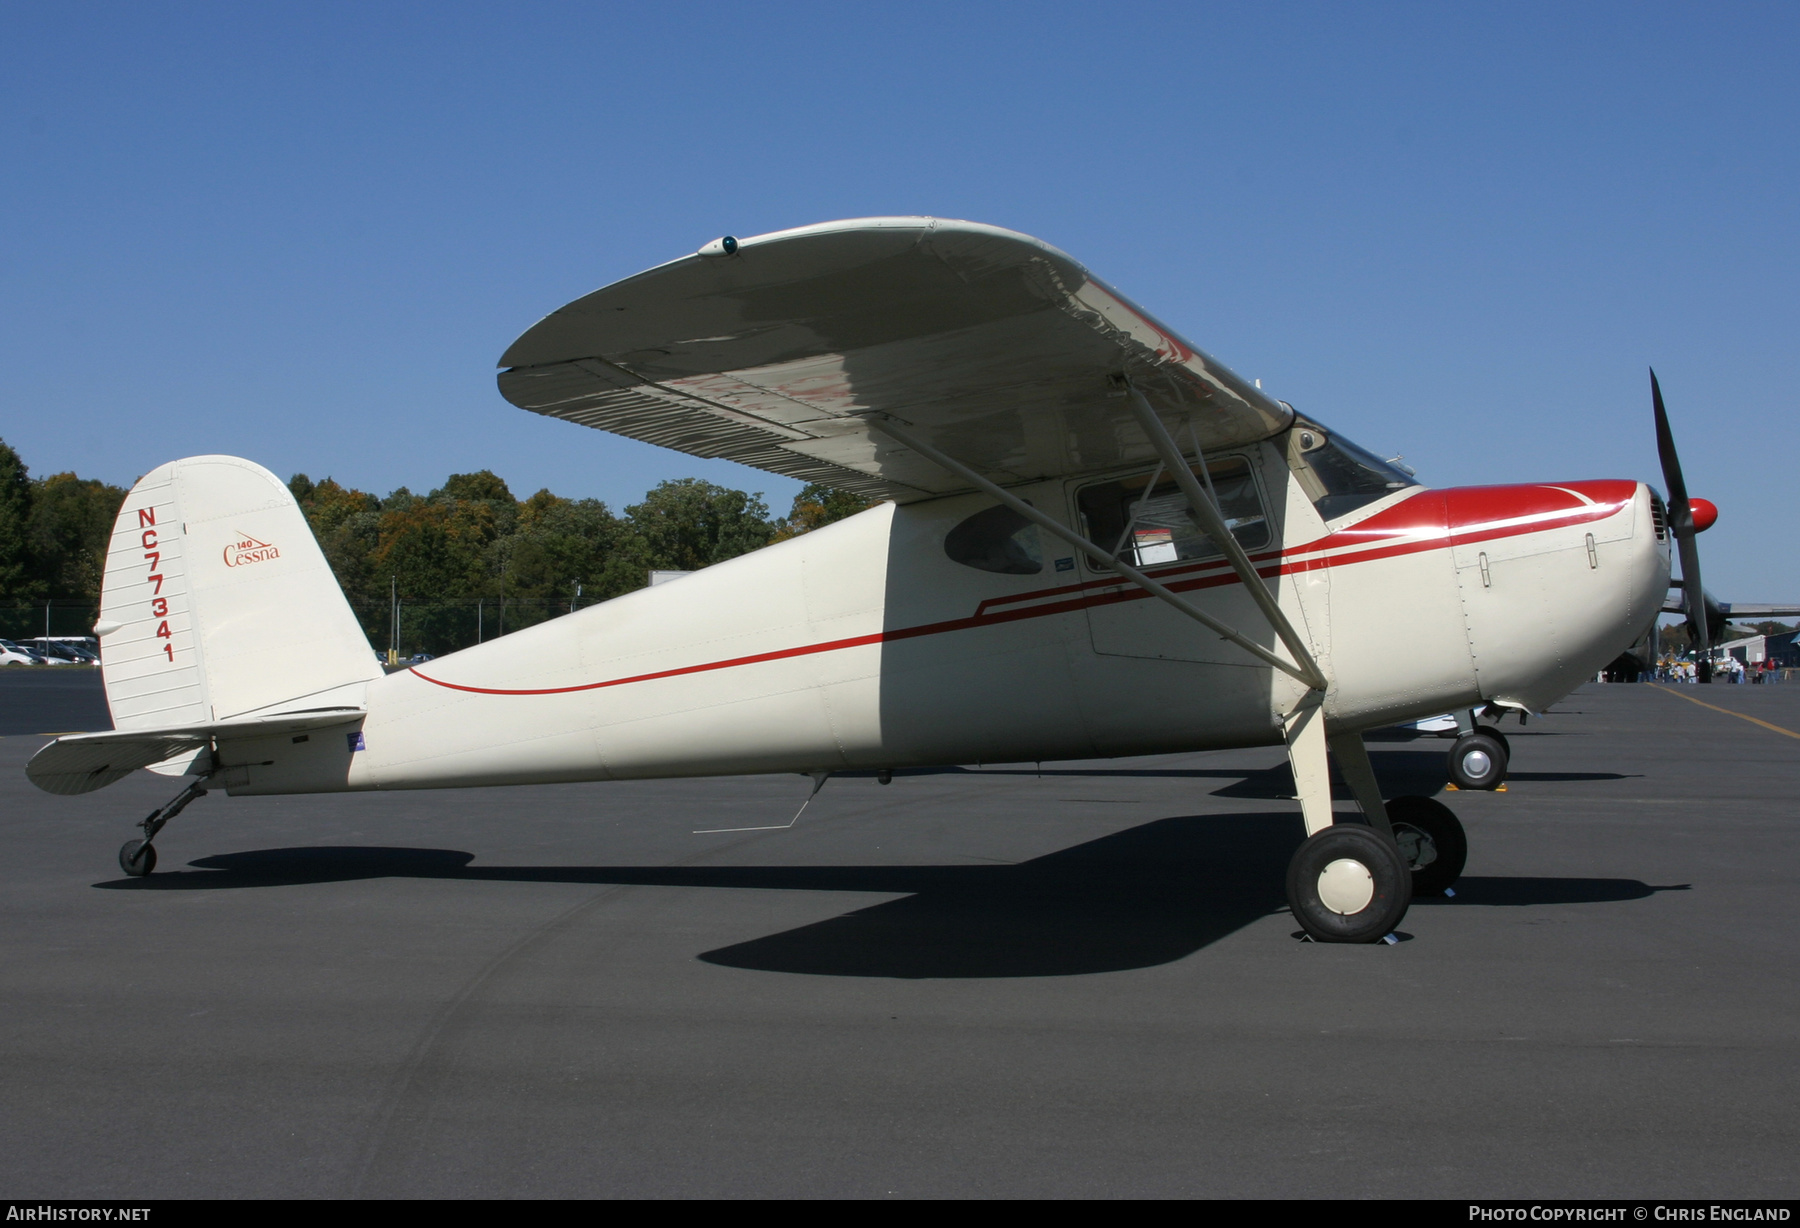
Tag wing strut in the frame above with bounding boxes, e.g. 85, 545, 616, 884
1123, 386, 1328, 691
860, 414, 1324, 689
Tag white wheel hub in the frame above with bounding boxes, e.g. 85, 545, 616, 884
1317, 858, 1375, 915
1462, 749, 1492, 778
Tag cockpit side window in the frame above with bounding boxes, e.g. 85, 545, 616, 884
1285, 418, 1418, 522
944, 503, 1044, 575
1075, 455, 1269, 572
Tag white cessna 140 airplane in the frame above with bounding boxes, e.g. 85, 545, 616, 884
31, 217, 1703, 943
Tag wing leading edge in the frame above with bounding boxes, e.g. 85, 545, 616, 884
497, 217, 1292, 501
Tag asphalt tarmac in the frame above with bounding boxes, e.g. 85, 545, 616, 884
1, 669, 1795, 1198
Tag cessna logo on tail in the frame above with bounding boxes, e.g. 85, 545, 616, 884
223, 533, 280, 568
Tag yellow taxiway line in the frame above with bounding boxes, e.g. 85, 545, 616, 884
1649, 684, 1800, 741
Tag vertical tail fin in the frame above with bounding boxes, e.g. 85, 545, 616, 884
96, 455, 383, 731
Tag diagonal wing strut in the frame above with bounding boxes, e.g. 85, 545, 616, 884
860, 413, 1325, 691
1122, 385, 1327, 691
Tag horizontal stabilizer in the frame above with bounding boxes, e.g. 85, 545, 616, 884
28, 708, 364, 796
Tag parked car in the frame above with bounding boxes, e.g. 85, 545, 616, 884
13, 638, 69, 664
0, 640, 48, 665
32, 639, 94, 664
407, 653, 436, 665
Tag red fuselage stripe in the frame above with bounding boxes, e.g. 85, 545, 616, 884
409, 495, 1629, 698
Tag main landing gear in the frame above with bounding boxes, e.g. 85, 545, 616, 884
1286, 824, 1411, 942
118, 776, 209, 877
1448, 727, 1509, 791
1386, 795, 1467, 898
1283, 704, 1468, 942
1444, 706, 1520, 791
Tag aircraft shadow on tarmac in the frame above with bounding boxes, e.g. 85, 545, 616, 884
93, 814, 1686, 979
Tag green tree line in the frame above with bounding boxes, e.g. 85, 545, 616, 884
0, 439, 127, 607
0, 437, 876, 653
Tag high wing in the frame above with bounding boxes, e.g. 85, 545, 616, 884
497, 217, 1292, 501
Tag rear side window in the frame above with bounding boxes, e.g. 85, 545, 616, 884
944, 504, 1044, 575
1076, 456, 1269, 571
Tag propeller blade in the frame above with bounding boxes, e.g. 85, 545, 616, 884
1652, 369, 1712, 680
1651, 369, 1691, 534
1677, 531, 1711, 661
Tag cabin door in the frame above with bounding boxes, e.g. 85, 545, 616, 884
1079, 453, 1286, 668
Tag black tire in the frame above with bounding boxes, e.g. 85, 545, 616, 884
1386, 795, 1467, 896
1286, 824, 1412, 943
1475, 724, 1512, 758
1447, 730, 1507, 790
119, 839, 156, 877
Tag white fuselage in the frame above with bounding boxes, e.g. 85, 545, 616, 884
215, 442, 1670, 797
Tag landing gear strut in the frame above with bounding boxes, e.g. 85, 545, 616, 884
118, 776, 209, 877
1282, 706, 1415, 942
1283, 711, 1471, 940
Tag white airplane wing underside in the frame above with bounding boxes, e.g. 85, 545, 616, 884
497, 217, 1293, 501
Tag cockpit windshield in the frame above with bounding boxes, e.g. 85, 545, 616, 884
1285, 417, 1419, 522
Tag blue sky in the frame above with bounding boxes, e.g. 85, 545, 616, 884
2, 2, 1794, 597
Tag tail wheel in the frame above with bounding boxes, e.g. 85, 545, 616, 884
1448, 730, 1508, 790
1286, 824, 1412, 943
119, 839, 156, 877
1386, 795, 1467, 896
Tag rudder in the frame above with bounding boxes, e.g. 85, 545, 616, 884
95, 456, 383, 731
